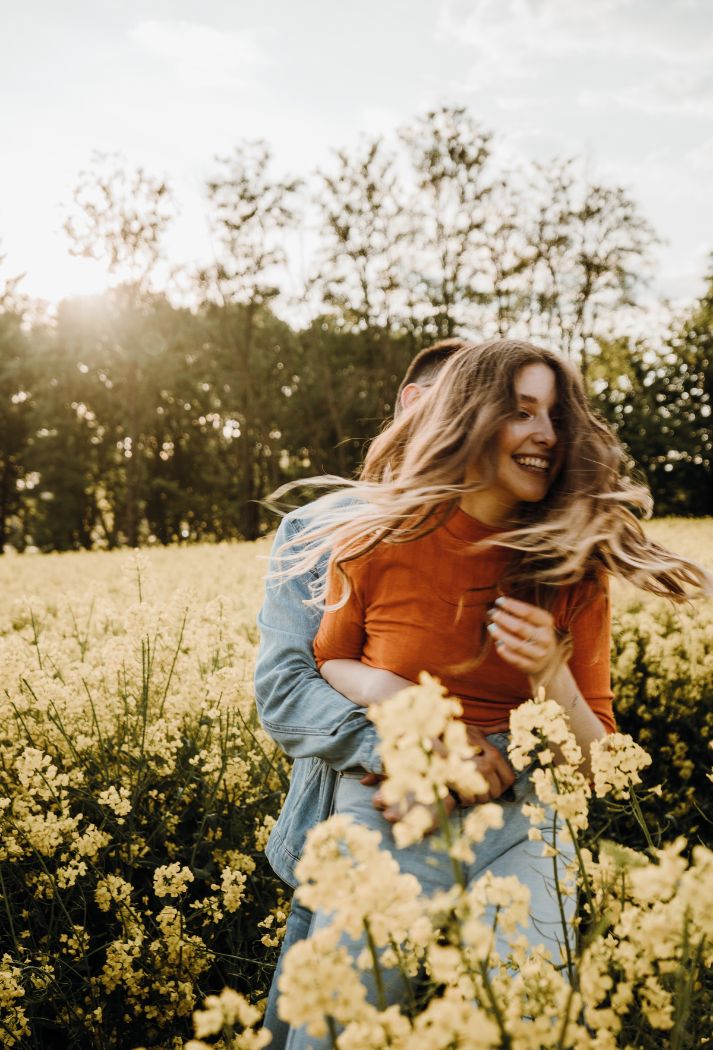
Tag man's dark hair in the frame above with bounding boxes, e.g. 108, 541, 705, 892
395, 338, 474, 405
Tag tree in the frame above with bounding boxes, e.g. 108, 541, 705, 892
313, 137, 406, 331
0, 252, 34, 552
522, 159, 657, 382
592, 322, 712, 517
477, 175, 534, 338
399, 105, 493, 340
307, 138, 415, 469
64, 154, 175, 544
663, 263, 713, 513
199, 141, 302, 539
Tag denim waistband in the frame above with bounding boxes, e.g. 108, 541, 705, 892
341, 731, 514, 778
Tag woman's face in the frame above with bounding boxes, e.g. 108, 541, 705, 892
462, 363, 564, 525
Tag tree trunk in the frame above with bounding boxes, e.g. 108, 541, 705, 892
0, 460, 7, 554
125, 357, 140, 546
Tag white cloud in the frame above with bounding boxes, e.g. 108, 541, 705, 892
685, 137, 713, 171
358, 106, 403, 139
130, 19, 265, 92
580, 69, 713, 116
437, 0, 713, 90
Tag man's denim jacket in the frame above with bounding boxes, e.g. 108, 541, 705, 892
254, 511, 383, 888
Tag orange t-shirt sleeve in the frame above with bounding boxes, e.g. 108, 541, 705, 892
562, 574, 616, 734
313, 561, 368, 667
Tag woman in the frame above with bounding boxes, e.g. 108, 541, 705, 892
270, 339, 709, 1049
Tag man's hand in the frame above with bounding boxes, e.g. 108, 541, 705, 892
457, 725, 516, 804
372, 786, 458, 835
359, 774, 457, 835
359, 726, 516, 816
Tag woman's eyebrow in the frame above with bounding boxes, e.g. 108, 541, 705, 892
518, 394, 560, 408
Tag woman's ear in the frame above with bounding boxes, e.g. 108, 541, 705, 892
399, 383, 424, 411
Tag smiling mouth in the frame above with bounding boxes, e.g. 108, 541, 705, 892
512, 455, 551, 476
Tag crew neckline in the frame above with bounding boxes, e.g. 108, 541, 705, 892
443, 506, 507, 541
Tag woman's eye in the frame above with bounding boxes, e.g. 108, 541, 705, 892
516, 409, 532, 420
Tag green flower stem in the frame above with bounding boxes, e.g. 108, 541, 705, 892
29, 606, 43, 670
390, 937, 417, 1015
432, 785, 465, 888
158, 607, 188, 718
555, 982, 578, 1050
67, 598, 95, 661
549, 815, 575, 985
326, 1015, 339, 1050
477, 959, 511, 1050
364, 917, 387, 1012
627, 780, 656, 852
13, 834, 103, 1038
550, 766, 597, 923
0, 864, 21, 955
670, 914, 703, 1050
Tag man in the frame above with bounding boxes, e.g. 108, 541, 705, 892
254, 339, 516, 1046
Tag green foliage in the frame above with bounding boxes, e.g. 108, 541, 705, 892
0, 108, 711, 550
592, 328, 712, 516
0, 302, 34, 551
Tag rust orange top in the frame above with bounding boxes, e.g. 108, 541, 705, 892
314, 507, 615, 733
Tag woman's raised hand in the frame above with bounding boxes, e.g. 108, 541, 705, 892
486, 595, 561, 680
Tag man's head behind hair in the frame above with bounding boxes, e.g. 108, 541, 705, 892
396, 338, 475, 407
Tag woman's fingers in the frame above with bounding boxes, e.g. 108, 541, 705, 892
490, 608, 548, 644
487, 596, 558, 675
488, 620, 547, 657
491, 638, 540, 672
493, 621, 558, 672
489, 623, 547, 657
494, 595, 551, 625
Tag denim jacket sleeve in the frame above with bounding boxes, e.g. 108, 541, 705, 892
254, 512, 383, 774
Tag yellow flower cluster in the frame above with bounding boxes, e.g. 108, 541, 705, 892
368, 673, 488, 848
154, 863, 196, 899
295, 815, 423, 945
0, 526, 710, 1047
274, 678, 713, 1048
188, 986, 269, 1049
0, 954, 30, 1047
609, 586, 713, 834
0, 541, 289, 1047
589, 732, 653, 799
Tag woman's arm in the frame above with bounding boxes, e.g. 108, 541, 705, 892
486, 593, 607, 776
322, 659, 517, 812
529, 661, 606, 774
320, 659, 414, 707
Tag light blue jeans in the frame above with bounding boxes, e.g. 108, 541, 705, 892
281, 734, 576, 1050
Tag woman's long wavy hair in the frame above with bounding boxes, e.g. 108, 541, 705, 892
271, 339, 711, 611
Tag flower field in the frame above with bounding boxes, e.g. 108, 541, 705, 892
0, 519, 712, 1049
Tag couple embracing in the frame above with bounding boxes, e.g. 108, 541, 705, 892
254, 338, 709, 1050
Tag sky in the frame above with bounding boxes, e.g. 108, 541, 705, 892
1, 0, 712, 313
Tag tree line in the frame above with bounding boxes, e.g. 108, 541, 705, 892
0, 105, 711, 552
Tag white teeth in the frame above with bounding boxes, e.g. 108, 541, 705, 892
514, 456, 549, 470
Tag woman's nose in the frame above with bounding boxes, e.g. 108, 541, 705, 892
534, 416, 557, 446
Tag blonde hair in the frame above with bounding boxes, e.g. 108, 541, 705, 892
272, 339, 711, 611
